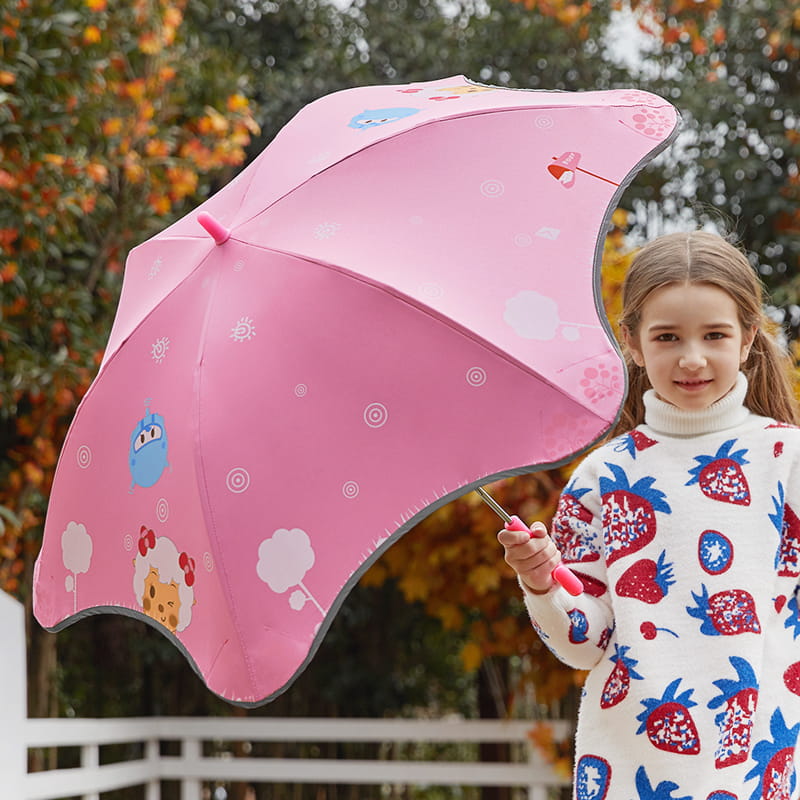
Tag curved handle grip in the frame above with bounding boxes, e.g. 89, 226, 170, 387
505, 515, 583, 596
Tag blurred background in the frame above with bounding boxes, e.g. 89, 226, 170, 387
1, 0, 797, 797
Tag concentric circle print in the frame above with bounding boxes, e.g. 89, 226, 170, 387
123, 533, 135, 552
203, 552, 214, 572
363, 402, 389, 428
342, 481, 360, 499
419, 282, 444, 300
294, 383, 308, 398
480, 179, 505, 198
466, 367, 487, 387
226, 467, 251, 494
156, 497, 170, 523
535, 115, 554, 129
76, 445, 92, 469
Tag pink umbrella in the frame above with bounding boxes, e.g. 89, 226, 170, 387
34, 76, 679, 706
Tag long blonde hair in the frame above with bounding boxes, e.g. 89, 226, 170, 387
612, 230, 799, 433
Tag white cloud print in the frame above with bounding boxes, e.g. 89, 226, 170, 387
504, 290, 561, 340
62, 521, 93, 575
257, 528, 324, 618
257, 528, 315, 593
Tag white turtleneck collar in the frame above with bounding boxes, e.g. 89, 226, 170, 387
642, 372, 751, 437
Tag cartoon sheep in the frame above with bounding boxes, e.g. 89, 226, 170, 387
132, 526, 195, 634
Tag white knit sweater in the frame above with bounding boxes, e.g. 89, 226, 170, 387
524, 375, 800, 799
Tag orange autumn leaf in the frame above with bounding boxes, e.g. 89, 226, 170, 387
123, 78, 146, 102
147, 192, 172, 215
85, 161, 109, 183
83, 24, 102, 44
0, 261, 19, 282
166, 166, 198, 200
0, 169, 18, 190
145, 138, 172, 158
467, 563, 502, 595
460, 641, 483, 672
227, 93, 250, 113
102, 117, 123, 136
163, 6, 183, 28
138, 31, 161, 54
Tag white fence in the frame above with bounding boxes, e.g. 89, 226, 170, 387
4, 592, 572, 799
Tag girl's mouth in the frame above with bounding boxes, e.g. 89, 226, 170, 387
675, 379, 712, 390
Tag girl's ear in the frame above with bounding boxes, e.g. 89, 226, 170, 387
740, 325, 758, 363
621, 325, 645, 367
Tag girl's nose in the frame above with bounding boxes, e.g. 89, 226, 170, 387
679, 346, 707, 369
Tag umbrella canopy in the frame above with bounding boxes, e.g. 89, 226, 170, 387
34, 76, 679, 705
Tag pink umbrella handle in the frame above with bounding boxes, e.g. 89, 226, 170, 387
476, 487, 583, 596
504, 515, 584, 596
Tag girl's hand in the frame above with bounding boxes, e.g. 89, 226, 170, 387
497, 522, 563, 594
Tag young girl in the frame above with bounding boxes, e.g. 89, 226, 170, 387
499, 231, 800, 799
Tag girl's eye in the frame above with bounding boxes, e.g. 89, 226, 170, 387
706, 331, 725, 340
655, 333, 677, 342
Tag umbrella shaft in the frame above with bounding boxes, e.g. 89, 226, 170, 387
475, 487, 513, 524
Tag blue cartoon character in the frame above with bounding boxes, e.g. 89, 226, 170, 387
129, 400, 169, 492
348, 107, 419, 130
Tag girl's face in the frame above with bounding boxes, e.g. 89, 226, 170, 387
624, 282, 756, 412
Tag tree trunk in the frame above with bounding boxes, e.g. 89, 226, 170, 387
26, 607, 58, 771
478, 657, 511, 800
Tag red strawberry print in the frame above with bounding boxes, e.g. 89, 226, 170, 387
745, 709, 799, 800
686, 438, 751, 505
774, 441, 784, 458
600, 464, 671, 566
552, 480, 599, 564
601, 644, 644, 708
615, 550, 675, 603
784, 662, 800, 696
769, 483, 800, 578
613, 430, 659, 459
687, 585, 761, 636
636, 678, 701, 755
708, 656, 759, 768
630, 430, 658, 452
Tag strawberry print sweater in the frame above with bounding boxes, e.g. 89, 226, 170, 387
523, 375, 800, 800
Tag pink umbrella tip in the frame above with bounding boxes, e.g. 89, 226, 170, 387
197, 212, 231, 245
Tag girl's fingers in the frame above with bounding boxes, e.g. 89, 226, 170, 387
528, 521, 548, 537
499, 531, 559, 570
497, 528, 532, 547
